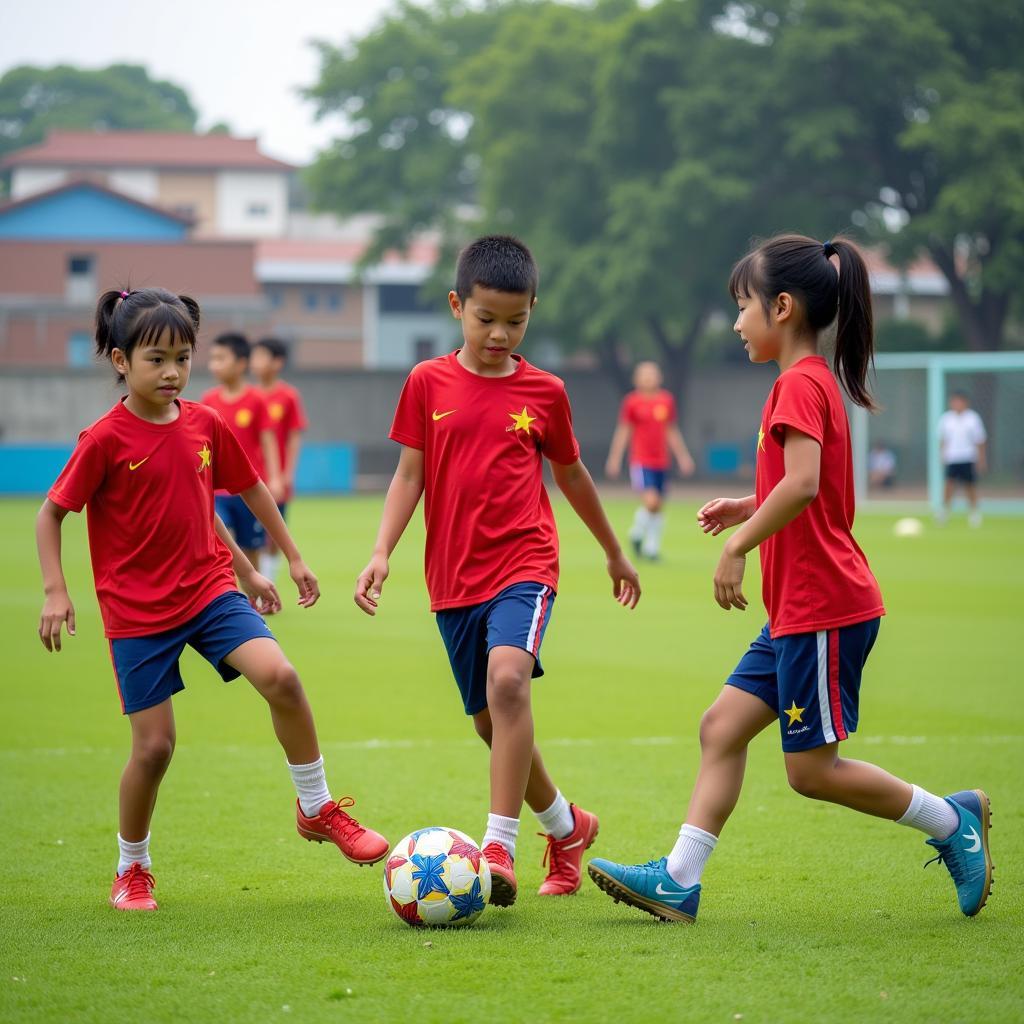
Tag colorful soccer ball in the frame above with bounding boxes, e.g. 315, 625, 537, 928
383, 827, 491, 927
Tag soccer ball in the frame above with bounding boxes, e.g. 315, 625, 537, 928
893, 517, 924, 537
383, 827, 491, 927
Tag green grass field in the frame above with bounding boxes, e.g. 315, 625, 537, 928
1, 496, 1021, 1023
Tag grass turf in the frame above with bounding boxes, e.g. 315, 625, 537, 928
1, 496, 1021, 1023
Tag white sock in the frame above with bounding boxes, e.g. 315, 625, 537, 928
117, 833, 151, 876
262, 552, 281, 581
630, 506, 651, 541
896, 785, 958, 840
534, 791, 574, 840
666, 823, 717, 888
288, 756, 332, 818
482, 813, 519, 859
642, 512, 665, 557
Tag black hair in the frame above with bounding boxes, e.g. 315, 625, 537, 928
253, 336, 290, 363
211, 332, 251, 361
95, 287, 201, 382
455, 235, 538, 302
950, 389, 969, 400
729, 233, 876, 410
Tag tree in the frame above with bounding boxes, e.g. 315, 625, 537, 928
0, 64, 198, 160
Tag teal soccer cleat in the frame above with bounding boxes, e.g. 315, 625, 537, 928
588, 856, 700, 923
924, 789, 993, 917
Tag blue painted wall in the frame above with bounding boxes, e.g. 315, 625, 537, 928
0, 443, 356, 495
0, 186, 187, 241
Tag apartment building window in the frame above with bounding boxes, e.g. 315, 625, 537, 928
267, 289, 283, 309
413, 337, 436, 363
248, 202, 270, 217
304, 290, 319, 311
66, 254, 96, 304
67, 331, 94, 368
326, 290, 343, 311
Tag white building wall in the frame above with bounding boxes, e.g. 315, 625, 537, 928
106, 168, 159, 201
215, 171, 288, 237
11, 167, 68, 199
375, 313, 456, 369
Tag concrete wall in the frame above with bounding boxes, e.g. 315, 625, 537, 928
0, 362, 775, 481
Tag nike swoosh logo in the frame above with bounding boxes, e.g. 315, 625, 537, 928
432, 409, 457, 421
128, 458, 149, 471
963, 826, 981, 853
655, 883, 690, 898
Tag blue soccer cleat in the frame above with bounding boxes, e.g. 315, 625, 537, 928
588, 856, 700, 923
924, 789, 993, 917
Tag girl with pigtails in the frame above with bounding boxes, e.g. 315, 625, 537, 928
589, 236, 993, 924
36, 288, 388, 911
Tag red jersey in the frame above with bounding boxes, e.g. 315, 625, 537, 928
263, 380, 308, 501
620, 389, 676, 469
389, 351, 580, 611
756, 356, 885, 638
48, 399, 259, 638
200, 385, 272, 487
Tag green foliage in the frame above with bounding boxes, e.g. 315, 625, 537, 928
0, 63, 198, 159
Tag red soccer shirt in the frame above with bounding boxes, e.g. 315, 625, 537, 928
48, 399, 259, 638
200, 385, 272, 486
620, 390, 676, 469
263, 380, 308, 501
389, 351, 581, 611
756, 356, 885, 638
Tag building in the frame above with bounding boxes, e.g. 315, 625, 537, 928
1, 131, 294, 239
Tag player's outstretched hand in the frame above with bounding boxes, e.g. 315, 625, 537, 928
604, 457, 621, 480
354, 554, 390, 616
239, 568, 282, 616
698, 497, 751, 535
679, 453, 697, 477
713, 545, 747, 611
289, 558, 320, 608
39, 590, 76, 652
607, 552, 641, 609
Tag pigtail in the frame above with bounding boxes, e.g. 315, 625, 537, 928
94, 289, 124, 358
178, 294, 201, 331
829, 239, 877, 411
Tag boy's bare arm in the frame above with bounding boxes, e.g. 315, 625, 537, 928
239, 481, 319, 607
667, 424, 696, 476
550, 458, 641, 608
355, 446, 425, 615
36, 499, 75, 651
214, 513, 282, 614
605, 423, 631, 478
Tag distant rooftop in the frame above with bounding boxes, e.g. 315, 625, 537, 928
0, 131, 295, 172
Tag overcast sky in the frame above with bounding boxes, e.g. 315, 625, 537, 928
0, 0, 406, 165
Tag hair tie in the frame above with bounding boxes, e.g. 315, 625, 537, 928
822, 240, 836, 258
119, 290, 130, 299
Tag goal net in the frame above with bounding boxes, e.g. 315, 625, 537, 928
851, 352, 1024, 516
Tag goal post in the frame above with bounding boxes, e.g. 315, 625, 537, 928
852, 351, 1024, 516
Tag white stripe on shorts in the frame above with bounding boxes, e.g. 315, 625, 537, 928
816, 630, 837, 744
525, 587, 547, 654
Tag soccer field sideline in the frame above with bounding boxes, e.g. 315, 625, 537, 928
2, 496, 1022, 1023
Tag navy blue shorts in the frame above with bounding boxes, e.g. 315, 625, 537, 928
108, 591, 275, 715
726, 619, 880, 751
630, 464, 667, 495
215, 494, 265, 550
945, 462, 977, 484
435, 582, 556, 716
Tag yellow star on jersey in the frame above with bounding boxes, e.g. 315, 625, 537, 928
509, 406, 536, 433
757, 424, 766, 452
784, 700, 805, 726
196, 443, 212, 472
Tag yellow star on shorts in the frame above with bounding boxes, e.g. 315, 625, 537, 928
784, 700, 805, 726
509, 406, 536, 432
196, 444, 212, 472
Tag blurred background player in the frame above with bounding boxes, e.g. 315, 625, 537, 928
937, 390, 987, 527
605, 361, 696, 560
202, 333, 283, 572
868, 442, 897, 489
251, 337, 308, 581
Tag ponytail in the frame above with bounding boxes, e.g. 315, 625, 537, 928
728, 233, 877, 410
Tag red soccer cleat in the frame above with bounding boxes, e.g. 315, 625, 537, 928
538, 804, 600, 896
109, 862, 158, 911
296, 796, 389, 866
482, 841, 518, 907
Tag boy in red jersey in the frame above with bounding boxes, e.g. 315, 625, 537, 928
251, 337, 308, 581
355, 236, 641, 907
605, 361, 695, 561
37, 289, 388, 911
202, 333, 282, 571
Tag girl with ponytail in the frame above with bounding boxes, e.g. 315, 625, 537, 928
589, 235, 993, 925
36, 287, 388, 911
